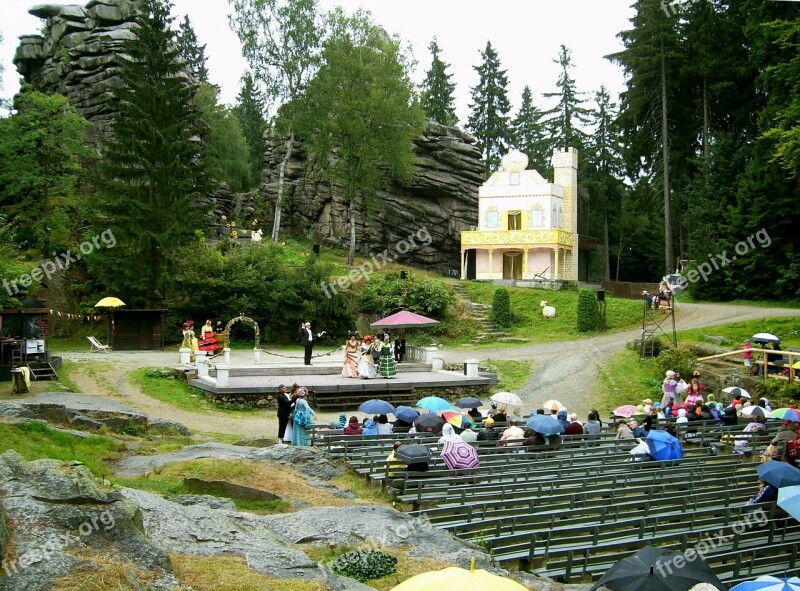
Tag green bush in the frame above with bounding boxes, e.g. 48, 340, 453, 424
490, 288, 512, 328
753, 379, 800, 405
655, 346, 697, 378
577, 289, 598, 332
330, 550, 398, 583
358, 272, 453, 317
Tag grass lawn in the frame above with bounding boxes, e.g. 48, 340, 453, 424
482, 359, 533, 392
593, 347, 662, 415
464, 281, 642, 343
676, 316, 800, 349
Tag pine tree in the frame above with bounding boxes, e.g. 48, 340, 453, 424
420, 38, 457, 126
542, 45, 592, 151
92, 0, 208, 307
232, 72, 268, 189
510, 85, 549, 172
176, 14, 209, 82
467, 41, 512, 175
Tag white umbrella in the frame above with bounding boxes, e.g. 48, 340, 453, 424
490, 391, 523, 407
741, 405, 772, 419
722, 386, 752, 399
752, 332, 780, 345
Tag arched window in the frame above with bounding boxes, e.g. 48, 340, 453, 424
510, 171, 520, 185
558, 207, 564, 228
508, 210, 521, 230
529, 205, 544, 227
486, 205, 499, 228
552, 206, 558, 228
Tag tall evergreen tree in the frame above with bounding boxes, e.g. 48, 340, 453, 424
91, 0, 208, 307
510, 85, 549, 172
607, 0, 683, 275
467, 41, 512, 175
229, 0, 323, 243
232, 72, 268, 189
542, 45, 592, 152
176, 14, 209, 82
420, 38, 457, 126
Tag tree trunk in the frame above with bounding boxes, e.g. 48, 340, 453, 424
661, 40, 674, 275
348, 206, 356, 267
271, 131, 295, 243
603, 209, 611, 282
703, 76, 710, 185
615, 233, 624, 282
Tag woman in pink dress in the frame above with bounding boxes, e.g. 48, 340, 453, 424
341, 335, 360, 378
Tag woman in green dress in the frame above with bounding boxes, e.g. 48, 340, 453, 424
377, 336, 397, 378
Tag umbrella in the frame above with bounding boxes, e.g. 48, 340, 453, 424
391, 558, 527, 591
589, 545, 725, 591
730, 576, 800, 591
94, 297, 126, 307
646, 429, 683, 461
440, 439, 480, 470
771, 408, 800, 422
723, 386, 752, 399
543, 399, 564, 411
491, 392, 523, 407
393, 405, 420, 424
526, 415, 564, 436
395, 444, 432, 465
757, 461, 800, 488
752, 333, 781, 345
370, 310, 440, 330
416, 396, 452, 412
777, 485, 800, 523
414, 413, 444, 433
442, 410, 476, 429
614, 405, 640, 418
358, 399, 395, 415
741, 405, 772, 419
454, 397, 482, 409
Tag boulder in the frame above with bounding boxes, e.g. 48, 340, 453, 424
170, 494, 236, 511
234, 436, 278, 448
28, 4, 64, 18
182, 478, 281, 503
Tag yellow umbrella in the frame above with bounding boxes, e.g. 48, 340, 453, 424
792, 361, 800, 370
95, 297, 126, 308
390, 558, 527, 591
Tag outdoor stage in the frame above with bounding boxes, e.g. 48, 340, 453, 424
184, 349, 496, 411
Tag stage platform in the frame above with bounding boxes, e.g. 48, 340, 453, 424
185, 358, 496, 410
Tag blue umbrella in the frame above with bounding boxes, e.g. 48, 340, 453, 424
778, 484, 800, 523
358, 399, 395, 415
730, 576, 800, 591
646, 429, 683, 461
393, 405, 420, 424
757, 461, 800, 488
526, 415, 564, 436
454, 397, 482, 409
416, 396, 452, 412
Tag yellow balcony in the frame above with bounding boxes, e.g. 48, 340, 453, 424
460, 229, 575, 248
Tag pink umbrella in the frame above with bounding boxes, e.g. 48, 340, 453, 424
370, 310, 440, 330
440, 439, 480, 470
613, 405, 639, 418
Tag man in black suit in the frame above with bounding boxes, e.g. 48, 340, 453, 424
276, 384, 292, 439
394, 336, 406, 363
299, 321, 324, 365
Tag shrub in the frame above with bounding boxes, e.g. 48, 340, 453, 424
753, 379, 800, 405
655, 347, 697, 378
490, 288, 512, 328
330, 550, 398, 583
577, 289, 598, 332
358, 272, 453, 318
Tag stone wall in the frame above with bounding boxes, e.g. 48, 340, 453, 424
261, 122, 484, 274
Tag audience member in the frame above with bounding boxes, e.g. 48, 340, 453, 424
583, 412, 601, 436
615, 420, 634, 440
376, 414, 393, 435
556, 409, 570, 431
342, 416, 362, 435
500, 420, 525, 446
362, 418, 379, 436
492, 407, 507, 424
523, 428, 546, 446
477, 417, 500, 441
565, 414, 584, 436
386, 441, 404, 476
746, 479, 778, 506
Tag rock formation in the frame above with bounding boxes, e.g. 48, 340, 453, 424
262, 122, 484, 274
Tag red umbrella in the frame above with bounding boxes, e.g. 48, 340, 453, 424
613, 405, 639, 418
370, 310, 440, 330
440, 439, 480, 470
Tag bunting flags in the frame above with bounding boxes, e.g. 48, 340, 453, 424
49, 310, 104, 321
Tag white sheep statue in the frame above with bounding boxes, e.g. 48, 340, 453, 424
251, 228, 263, 243
540, 300, 556, 319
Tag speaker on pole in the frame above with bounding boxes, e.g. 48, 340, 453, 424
312, 244, 320, 256
597, 290, 605, 302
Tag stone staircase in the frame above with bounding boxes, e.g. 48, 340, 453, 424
448, 281, 509, 343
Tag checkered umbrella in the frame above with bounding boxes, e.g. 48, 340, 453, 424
440, 439, 480, 470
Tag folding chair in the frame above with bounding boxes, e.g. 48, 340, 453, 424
87, 336, 112, 353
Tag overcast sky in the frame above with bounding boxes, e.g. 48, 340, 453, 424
1, 0, 634, 122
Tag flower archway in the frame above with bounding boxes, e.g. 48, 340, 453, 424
224, 314, 260, 349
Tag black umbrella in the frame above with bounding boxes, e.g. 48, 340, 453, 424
414, 413, 444, 433
395, 444, 432, 465
589, 545, 726, 591
454, 397, 482, 409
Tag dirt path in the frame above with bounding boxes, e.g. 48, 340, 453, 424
58, 302, 799, 436
439, 302, 800, 418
